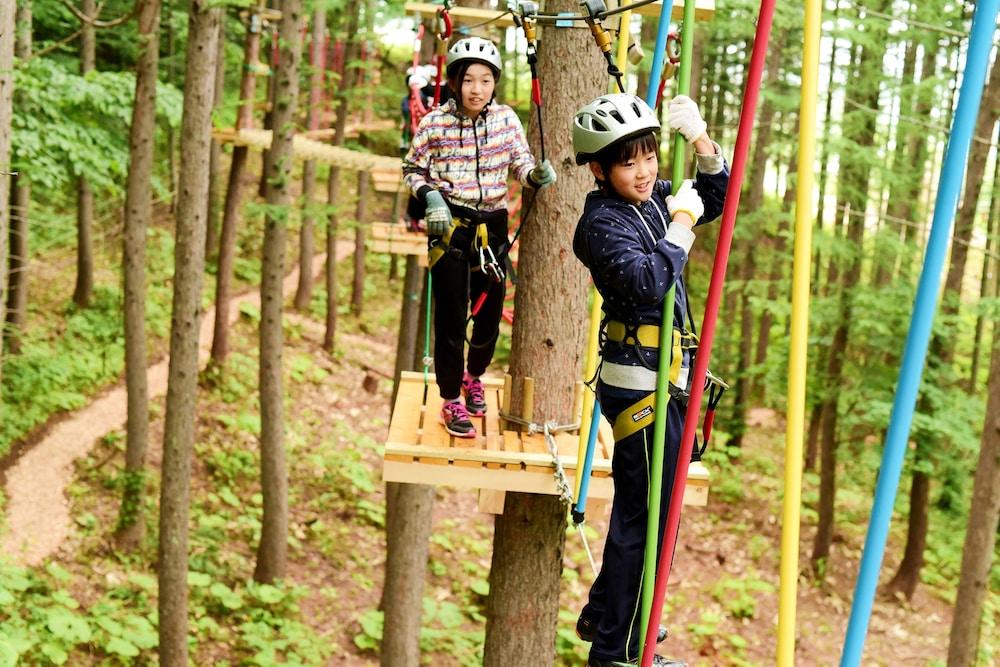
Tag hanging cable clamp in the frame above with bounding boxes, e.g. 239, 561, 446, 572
580, 0, 624, 87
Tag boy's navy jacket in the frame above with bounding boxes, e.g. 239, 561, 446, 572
573, 168, 729, 370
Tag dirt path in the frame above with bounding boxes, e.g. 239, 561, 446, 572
1, 245, 354, 566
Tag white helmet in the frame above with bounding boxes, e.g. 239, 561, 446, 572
573, 94, 660, 164
446, 37, 503, 78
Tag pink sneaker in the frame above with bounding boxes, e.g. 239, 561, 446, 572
462, 373, 487, 416
440, 399, 477, 438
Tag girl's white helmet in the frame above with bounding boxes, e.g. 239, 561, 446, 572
446, 37, 503, 77
573, 94, 660, 164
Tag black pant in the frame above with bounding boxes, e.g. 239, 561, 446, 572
429, 216, 508, 400
582, 382, 683, 663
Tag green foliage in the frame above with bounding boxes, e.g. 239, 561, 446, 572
12, 57, 182, 193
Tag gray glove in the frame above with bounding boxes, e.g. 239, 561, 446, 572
424, 190, 453, 236
529, 160, 557, 188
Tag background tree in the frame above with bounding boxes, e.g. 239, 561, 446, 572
254, 0, 304, 584
157, 2, 220, 662
0, 0, 12, 386
4, 0, 30, 354
72, 0, 96, 308
115, 0, 161, 550
293, 4, 325, 311
482, 0, 601, 660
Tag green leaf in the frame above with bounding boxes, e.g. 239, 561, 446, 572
106, 636, 140, 657
188, 572, 212, 588
39, 642, 68, 665
210, 582, 245, 611
250, 584, 284, 605
46, 608, 92, 644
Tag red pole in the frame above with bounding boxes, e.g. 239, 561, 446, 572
639, 0, 777, 663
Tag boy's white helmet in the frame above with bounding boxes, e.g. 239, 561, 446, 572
573, 94, 660, 164
446, 37, 503, 77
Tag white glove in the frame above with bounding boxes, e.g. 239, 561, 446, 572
408, 73, 429, 89
665, 180, 704, 223
667, 95, 707, 143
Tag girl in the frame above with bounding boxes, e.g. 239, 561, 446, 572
571, 93, 730, 667
403, 36, 555, 438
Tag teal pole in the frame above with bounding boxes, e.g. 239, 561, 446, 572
839, 1, 1000, 664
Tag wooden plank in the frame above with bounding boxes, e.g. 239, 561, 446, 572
502, 430, 522, 471
386, 375, 425, 448
520, 432, 552, 475
484, 433, 503, 470
477, 489, 506, 514
383, 460, 616, 498
482, 378, 502, 438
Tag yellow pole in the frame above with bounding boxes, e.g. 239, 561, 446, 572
615, 7, 632, 89
777, 0, 821, 664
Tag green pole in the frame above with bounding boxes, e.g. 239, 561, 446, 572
638, 1, 696, 661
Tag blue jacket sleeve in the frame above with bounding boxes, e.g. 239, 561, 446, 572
658, 165, 730, 227
584, 214, 689, 308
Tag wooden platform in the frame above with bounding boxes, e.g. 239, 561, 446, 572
383, 372, 709, 506
368, 223, 428, 265
371, 167, 403, 194
213, 128, 402, 172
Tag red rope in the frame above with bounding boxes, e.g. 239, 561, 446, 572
640, 0, 777, 662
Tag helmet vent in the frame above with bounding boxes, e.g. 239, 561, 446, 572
609, 110, 625, 124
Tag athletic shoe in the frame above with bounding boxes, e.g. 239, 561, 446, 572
462, 372, 488, 416
440, 400, 477, 438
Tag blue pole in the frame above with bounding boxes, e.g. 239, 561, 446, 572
644, 0, 675, 107
839, 2, 1000, 664
573, 397, 602, 518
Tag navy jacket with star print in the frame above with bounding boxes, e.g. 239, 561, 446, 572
573, 169, 729, 371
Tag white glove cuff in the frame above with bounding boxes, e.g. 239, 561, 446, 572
665, 224, 696, 254
696, 141, 725, 175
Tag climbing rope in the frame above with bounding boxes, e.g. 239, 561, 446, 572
499, 409, 598, 574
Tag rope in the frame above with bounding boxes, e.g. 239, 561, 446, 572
499, 409, 598, 576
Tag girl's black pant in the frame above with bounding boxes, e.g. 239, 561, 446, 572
428, 214, 508, 400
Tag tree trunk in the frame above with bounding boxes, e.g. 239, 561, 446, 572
254, 0, 304, 584
811, 3, 888, 572
5, 178, 27, 353
4, 0, 30, 354
483, 1, 599, 661
323, 2, 360, 351
884, 458, 929, 600
380, 259, 431, 667
0, 0, 11, 391
350, 170, 368, 317
947, 332, 1000, 666
293, 7, 326, 311
258, 26, 279, 198
205, 17, 227, 263
969, 141, 1000, 391
73, 0, 97, 308
210, 8, 266, 367
115, 0, 160, 551
157, 6, 220, 665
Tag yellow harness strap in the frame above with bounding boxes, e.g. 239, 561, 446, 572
612, 392, 657, 441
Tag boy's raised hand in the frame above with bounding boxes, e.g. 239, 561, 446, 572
666, 179, 704, 226
667, 95, 708, 144
424, 190, 453, 236
529, 160, 557, 188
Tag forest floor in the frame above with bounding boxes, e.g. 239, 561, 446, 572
0, 246, 968, 666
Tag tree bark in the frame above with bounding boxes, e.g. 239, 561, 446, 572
323, 3, 360, 351
947, 332, 1000, 666
73, 0, 97, 308
969, 140, 1000, 391
0, 0, 12, 387
115, 0, 160, 551
483, 1, 599, 661
254, 0, 304, 584
210, 8, 266, 367
157, 6, 220, 665
205, 17, 227, 263
381, 257, 430, 667
4, 0, 30, 354
350, 169, 368, 317
293, 7, 326, 311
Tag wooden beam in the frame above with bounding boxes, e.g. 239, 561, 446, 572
403, 0, 715, 28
